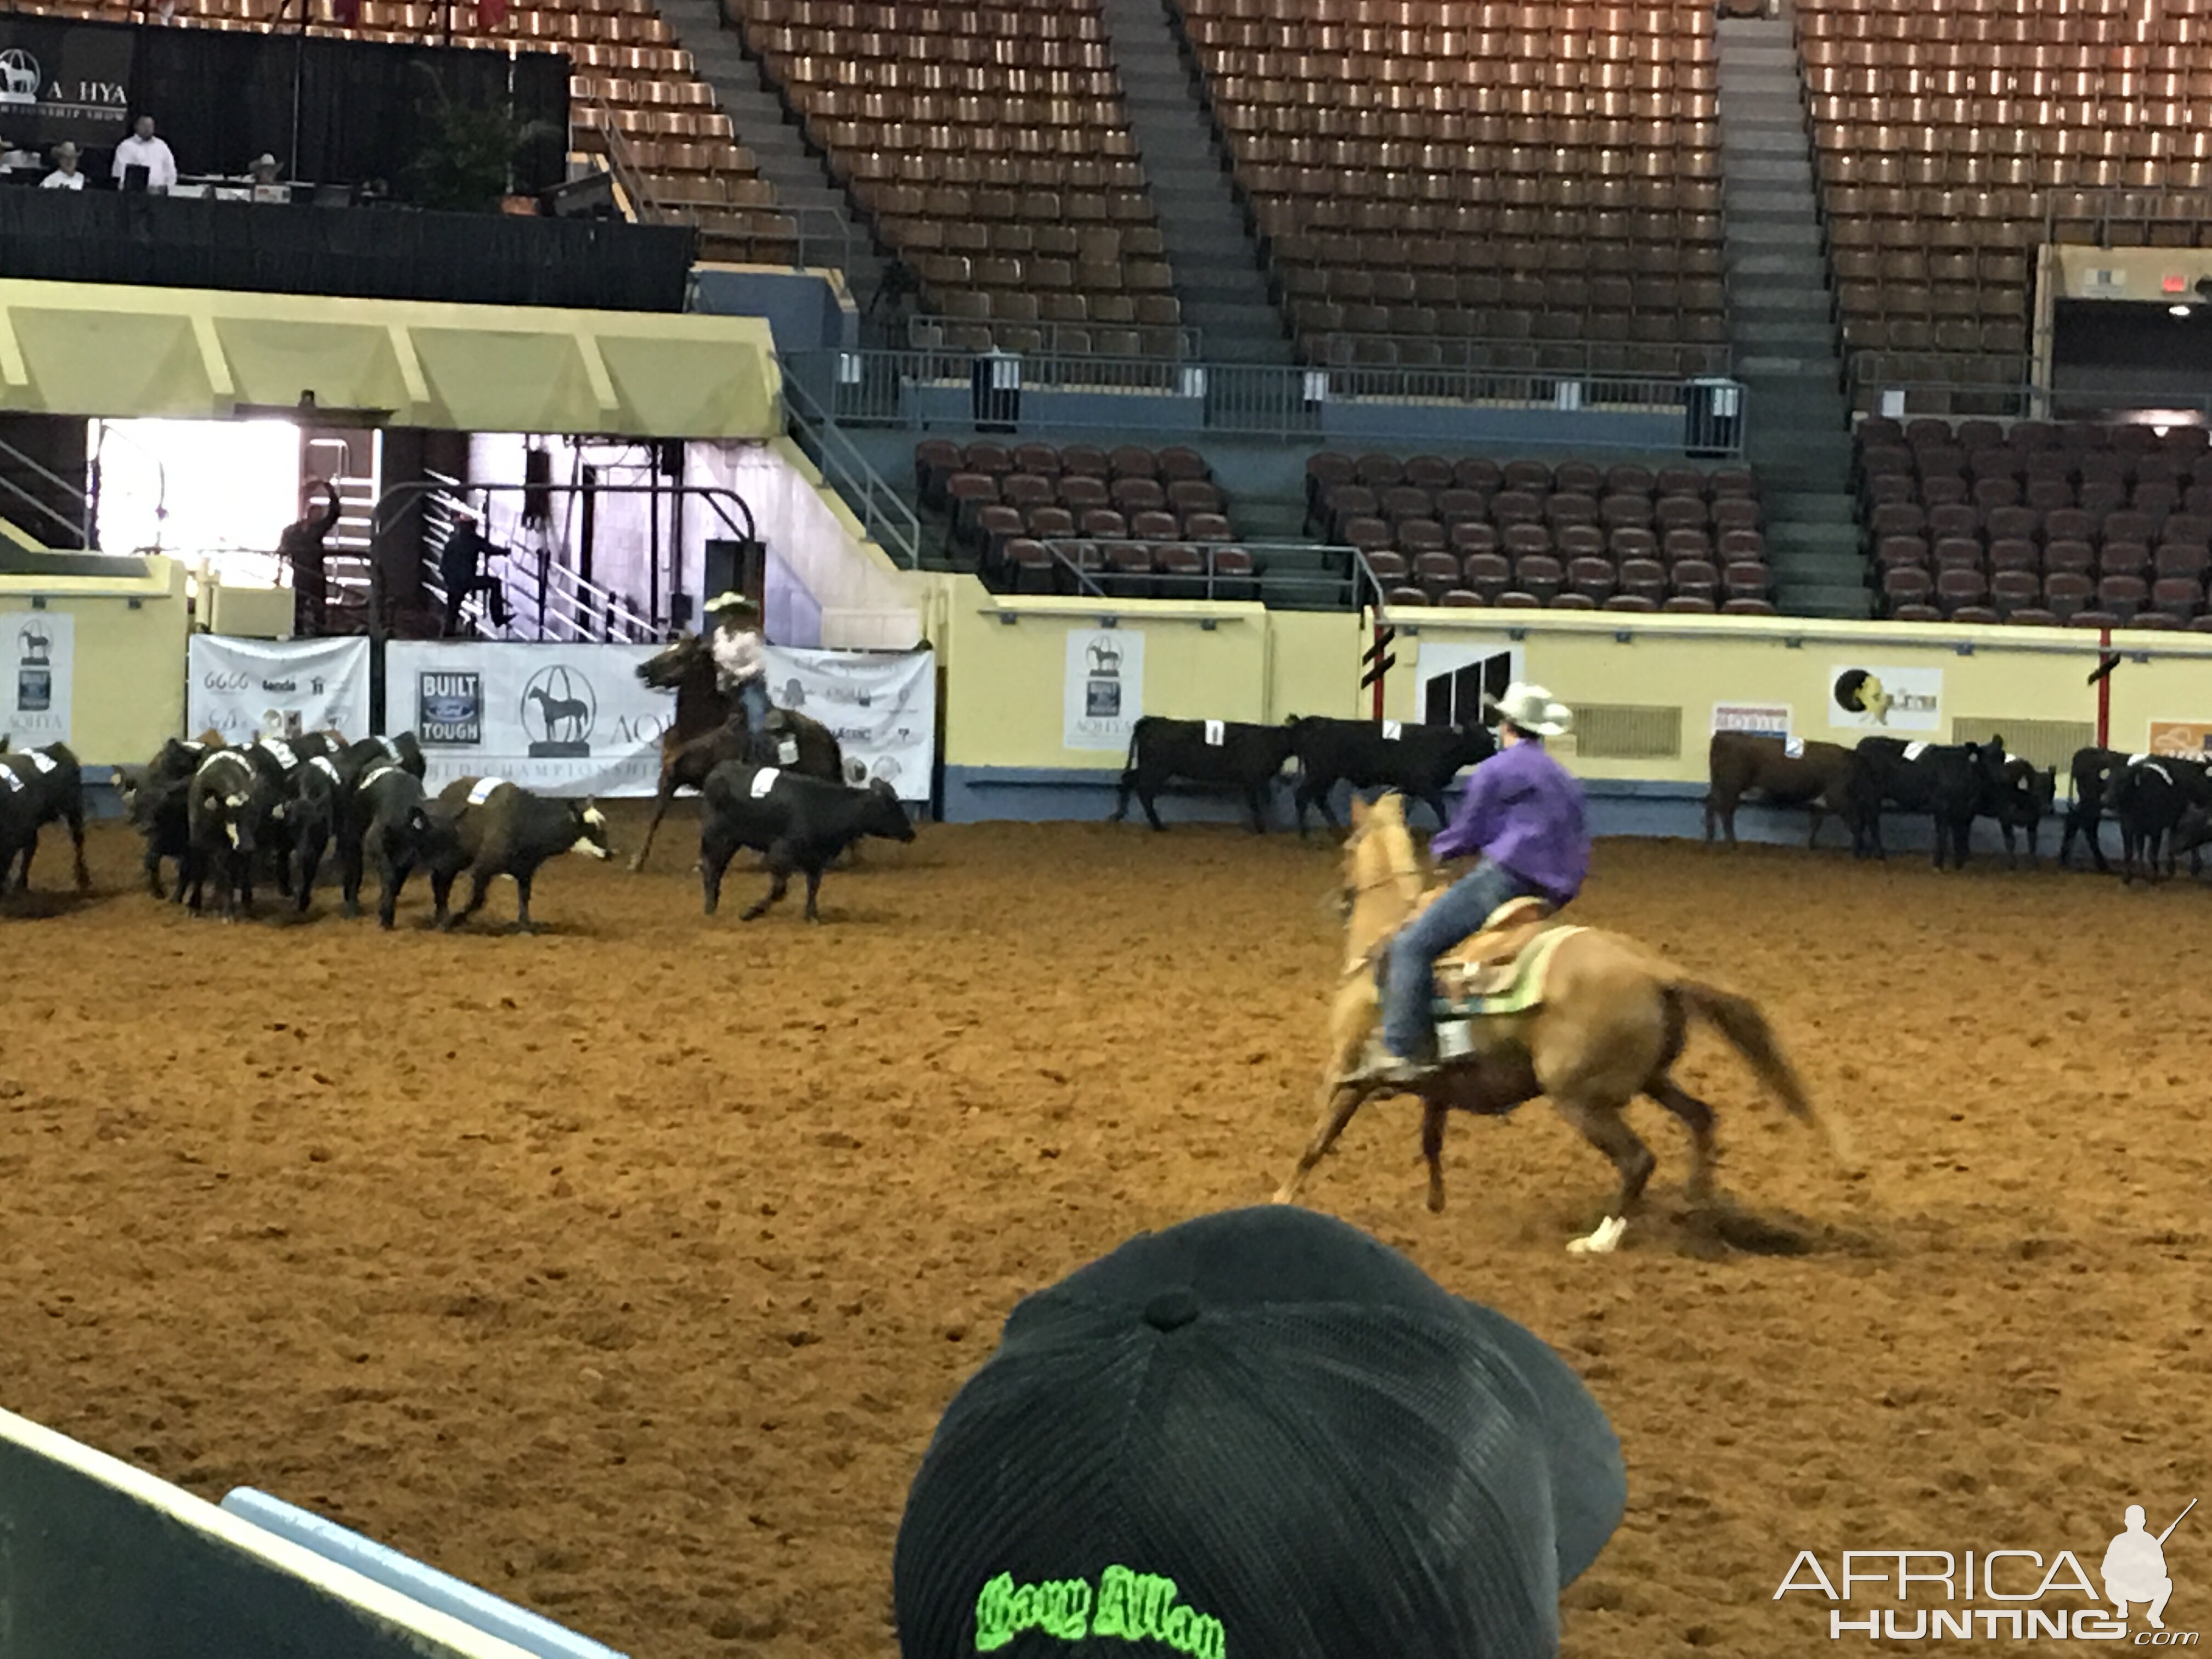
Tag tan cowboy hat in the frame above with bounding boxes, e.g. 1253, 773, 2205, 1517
52, 141, 78, 161
1487, 681, 1574, 737
704, 590, 759, 614
252, 153, 279, 168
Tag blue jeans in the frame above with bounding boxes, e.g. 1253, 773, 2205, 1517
1381, 860, 1549, 1060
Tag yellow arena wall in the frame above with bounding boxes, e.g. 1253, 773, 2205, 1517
0, 558, 189, 769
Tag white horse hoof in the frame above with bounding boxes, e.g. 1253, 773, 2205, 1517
1567, 1216, 1627, 1255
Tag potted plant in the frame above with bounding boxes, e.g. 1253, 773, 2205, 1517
405, 71, 561, 213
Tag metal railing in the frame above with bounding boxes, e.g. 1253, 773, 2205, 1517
1835, 358, 2212, 425
789, 347, 1746, 449
988, 537, 1362, 605
2042, 188, 2212, 247
904, 313, 1204, 360
417, 476, 662, 644
1305, 331, 1733, 380
0, 434, 93, 549
783, 370, 926, 567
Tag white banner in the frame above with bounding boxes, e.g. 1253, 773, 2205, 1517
1415, 638, 1523, 727
1, 610, 71, 749
1065, 627, 1144, 751
385, 642, 673, 797
187, 636, 371, 743
761, 646, 935, 800
1827, 664, 1943, 732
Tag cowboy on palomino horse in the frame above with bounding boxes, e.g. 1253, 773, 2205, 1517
1349, 682, 1589, 1088
1279, 685, 1861, 1254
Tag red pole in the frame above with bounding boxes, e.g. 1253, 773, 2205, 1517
2096, 625, 2112, 750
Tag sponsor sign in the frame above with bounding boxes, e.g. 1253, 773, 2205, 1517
760, 645, 935, 800
1065, 629, 1143, 751
1713, 701, 1792, 738
1829, 664, 1943, 732
187, 635, 369, 744
1418, 639, 1523, 728
0, 22, 136, 143
2, 610, 70, 749
385, 642, 671, 797
2148, 720, 2212, 757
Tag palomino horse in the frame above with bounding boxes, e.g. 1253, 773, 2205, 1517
628, 633, 855, 873
1275, 792, 1859, 1252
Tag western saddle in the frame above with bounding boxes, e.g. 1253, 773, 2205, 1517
1428, 894, 1557, 1002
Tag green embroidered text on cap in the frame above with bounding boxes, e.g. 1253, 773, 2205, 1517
974, 1566, 1226, 1658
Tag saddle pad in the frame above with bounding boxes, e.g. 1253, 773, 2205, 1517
259, 738, 297, 771
1904, 740, 1930, 761
466, 776, 508, 806
309, 755, 342, 784
27, 749, 57, 772
750, 767, 782, 799
1383, 719, 1403, 741
1784, 736, 1805, 759
1204, 719, 1225, 746
1434, 926, 1584, 1019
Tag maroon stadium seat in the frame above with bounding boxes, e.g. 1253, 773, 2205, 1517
1463, 553, 1512, 602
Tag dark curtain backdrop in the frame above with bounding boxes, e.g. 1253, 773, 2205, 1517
0, 15, 567, 191
0, 189, 695, 311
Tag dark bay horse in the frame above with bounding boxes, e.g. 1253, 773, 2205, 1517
629, 633, 855, 873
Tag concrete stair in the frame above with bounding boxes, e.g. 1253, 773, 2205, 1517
1717, 13, 1867, 618
1095, 0, 1294, 364
650, 0, 888, 314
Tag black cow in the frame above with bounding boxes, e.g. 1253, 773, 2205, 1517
1286, 716, 1498, 835
698, 762, 914, 922
1993, 754, 2058, 870
346, 760, 442, 928
1109, 716, 1299, 833
181, 747, 281, 920
1847, 736, 2015, 868
285, 753, 364, 913
341, 732, 427, 782
0, 742, 89, 895
2057, 747, 2130, 872
424, 778, 613, 932
2107, 754, 2212, 883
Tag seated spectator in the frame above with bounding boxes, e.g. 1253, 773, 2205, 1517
41, 141, 85, 191
894, 1204, 1626, 1659
112, 115, 177, 193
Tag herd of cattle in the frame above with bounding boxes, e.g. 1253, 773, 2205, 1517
1112, 713, 2212, 879
0, 726, 917, 929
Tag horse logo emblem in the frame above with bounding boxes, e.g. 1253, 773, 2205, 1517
1087, 637, 1122, 676
0, 50, 40, 106
15, 623, 52, 714
521, 664, 595, 758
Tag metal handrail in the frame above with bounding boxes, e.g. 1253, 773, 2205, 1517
1304, 330, 1734, 380
421, 475, 661, 642
0, 434, 92, 548
782, 370, 925, 567
905, 313, 1204, 360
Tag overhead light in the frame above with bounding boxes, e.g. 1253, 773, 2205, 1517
2171, 304, 2194, 318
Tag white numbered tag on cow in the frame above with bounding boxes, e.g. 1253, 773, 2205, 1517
309, 755, 342, 783
2129, 752, 2154, 767
27, 750, 57, 773
0, 769, 22, 793
1383, 719, 1403, 741
466, 777, 507, 807
1903, 741, 1930, 761
380, 735, 404, 760
1784, 736, 1805, 759
261, 739, 297, 771
359, 763, 396, 790
776, 738, 800, 765
750, 768, 782, 799
1204, 719, 1226, 746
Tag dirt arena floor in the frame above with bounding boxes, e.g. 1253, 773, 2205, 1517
2, 804, 2207, 1656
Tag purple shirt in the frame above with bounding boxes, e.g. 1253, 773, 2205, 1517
1430, 738, 1590, 902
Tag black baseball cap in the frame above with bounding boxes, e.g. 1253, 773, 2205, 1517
893, 1205, 1626, 1659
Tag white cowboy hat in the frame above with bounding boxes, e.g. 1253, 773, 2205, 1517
1487, 681, 1574, 737
703, 590, 758, 614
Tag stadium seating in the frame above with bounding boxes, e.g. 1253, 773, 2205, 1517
1176, 0, 1729, 374
9, 0, 797, 264
1804, 0, 2212, 410
1304, 449, 1766, 612
1854, 414, 2212, 628
730, 0, 1183, 355
915, 441, 1255, 595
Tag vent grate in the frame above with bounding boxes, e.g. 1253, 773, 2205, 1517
1567, 703, 1683, 761
1950, 717, 2095, 777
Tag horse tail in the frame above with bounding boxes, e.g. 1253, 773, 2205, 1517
1669, 979, 1861, 1176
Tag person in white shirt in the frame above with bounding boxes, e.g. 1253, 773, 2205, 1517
41, 141, 85, 190
111, 115, 178, 192
704, 591, 785, 757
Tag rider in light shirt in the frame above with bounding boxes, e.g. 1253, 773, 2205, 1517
704, 591, 785, 760
1353, 682, 1591, 1085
